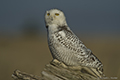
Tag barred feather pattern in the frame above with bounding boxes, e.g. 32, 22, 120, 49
47, 26, 104, 76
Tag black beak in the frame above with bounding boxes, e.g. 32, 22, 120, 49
51, 17, 53, 21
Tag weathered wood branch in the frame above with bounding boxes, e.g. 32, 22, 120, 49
12, 59, 103, 80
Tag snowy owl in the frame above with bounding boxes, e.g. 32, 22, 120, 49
45, 9, 104, 77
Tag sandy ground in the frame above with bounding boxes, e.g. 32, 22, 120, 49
0, 35, 120, 80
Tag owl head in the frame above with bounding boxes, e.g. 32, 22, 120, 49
45, 9, 67, 27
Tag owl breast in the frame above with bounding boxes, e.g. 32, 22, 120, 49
48, 30, 80, 66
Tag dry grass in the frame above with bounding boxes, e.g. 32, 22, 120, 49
0, 35, 120, 80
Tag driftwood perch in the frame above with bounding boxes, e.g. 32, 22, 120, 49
12, 59, 103, 80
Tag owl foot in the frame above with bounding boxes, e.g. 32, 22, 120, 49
51, 59, 68, 68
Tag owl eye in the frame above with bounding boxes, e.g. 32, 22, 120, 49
55, 13, 59, 16
47, 13, 50, 16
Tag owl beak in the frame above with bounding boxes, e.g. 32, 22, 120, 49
50, 17, 53, 21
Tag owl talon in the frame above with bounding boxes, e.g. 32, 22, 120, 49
51, 59, 67, 68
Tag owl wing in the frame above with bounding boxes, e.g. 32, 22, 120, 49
54, 26, 104, 76
54, 26, 89, 57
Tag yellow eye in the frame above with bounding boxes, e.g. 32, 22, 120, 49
47, 13, 50, 16
55, 13, 59, 16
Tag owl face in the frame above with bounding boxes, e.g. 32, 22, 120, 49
45, 9, 67, 26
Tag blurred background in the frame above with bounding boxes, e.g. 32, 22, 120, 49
0, 0, 120, 80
